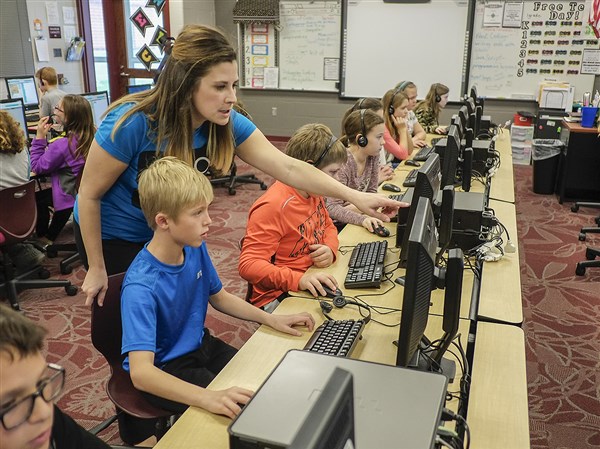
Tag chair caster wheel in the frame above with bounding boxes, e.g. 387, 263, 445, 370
571, 204, 579, 212
38, 268, 50, 279
578, 233, 586, 241
228, 188, 236, 195
46, 248, 58, 258
586, 248, 596, 260
575, 264, 586, 276
65, 285, 78, 296
60, 265, 73, 275
260, 183, 267, 190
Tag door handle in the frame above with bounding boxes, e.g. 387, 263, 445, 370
120, 72, 130, 77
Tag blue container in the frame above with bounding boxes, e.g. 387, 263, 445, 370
581, 106, 598, 128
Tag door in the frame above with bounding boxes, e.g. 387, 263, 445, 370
102, 0, 170, 101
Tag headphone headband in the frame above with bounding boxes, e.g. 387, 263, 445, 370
312, 134, 337, 167
397, 80, 412, 92
357, 109, 368, 147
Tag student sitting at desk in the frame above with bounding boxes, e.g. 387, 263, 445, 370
381, 88, 415, 162
239, 124, 343, 312
326, 109, 387, 231
343, 98, 394, 185
36, 67, 66, 119
394, 81, 428, 148
121, 157, 315, 419
0, 304, 111, 449
30, 95, 94, 249
414, 83, 449, 135
0, 111, 46, 270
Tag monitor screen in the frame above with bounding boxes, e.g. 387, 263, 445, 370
396, 196, 438, 368
5, 76, 39, 110
0, 98, 29, 147
398, 153, 441, 267
126, 84, 152, 94
81, 91, 109, 127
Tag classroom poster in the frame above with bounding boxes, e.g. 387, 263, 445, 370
242, 23, 276, 88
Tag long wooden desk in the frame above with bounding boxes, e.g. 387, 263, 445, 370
155, 298, 470, 449
477, 199, 523, 325
488, 130, 515, 204
469, 321, 530, 449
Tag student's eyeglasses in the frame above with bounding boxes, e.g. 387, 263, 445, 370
0, 363, 65, 430
312, 135, 338, 168
53, 105, 64, 113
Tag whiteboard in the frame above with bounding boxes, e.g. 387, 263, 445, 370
469, 0, 598, 100
278, 1, 341, 92
341, 0, 470, 101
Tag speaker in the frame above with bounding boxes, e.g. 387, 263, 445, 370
357, 109, 368, 147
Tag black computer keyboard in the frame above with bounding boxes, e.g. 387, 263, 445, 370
402, 169, 418, 187
388, 193, 406, 202
26, 113, 40, 122
344, 240, 388, 289
303, 319, 365, 357
413, 146, 434, 162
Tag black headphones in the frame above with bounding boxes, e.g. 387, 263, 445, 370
319, 296, 371, 324
354, 97, 366, 111
357, 109, 368, 147
312, 134, 337, 168
389, 81, 412, 115
434, 83, 441, 103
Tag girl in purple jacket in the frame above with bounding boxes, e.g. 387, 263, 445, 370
30, 95, 95, 248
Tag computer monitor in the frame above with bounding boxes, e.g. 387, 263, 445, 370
0, 98, 29, 147
439, 125, 460, 188
457, 106, 473, 148
461, 147, 474, 192
437, 185, 455, 262
469, 85, 485, 114
80, 91, 109, 127
126, 84, 152, 94
395, 196, 463, 382
397, 153, 441, 267
5, 76, 39, 111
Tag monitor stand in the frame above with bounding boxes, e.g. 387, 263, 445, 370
393, 338, 456, 383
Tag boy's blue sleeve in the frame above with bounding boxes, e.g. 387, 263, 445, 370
199, 244, 223, 296
94, 103, 148, 165
121, 282, 158, 356
231, 110, 257, 146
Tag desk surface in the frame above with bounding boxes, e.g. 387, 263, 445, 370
154, 298, 469, 449
562, 120, 600, 134
488, 131, 515, 203
469, 321, 530, 449
478, 199, 523, 325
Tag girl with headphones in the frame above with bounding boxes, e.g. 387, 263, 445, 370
414, 83, 450, 135
381, 88, 414, 163
343, 98, 394, 185
394, 81, 428, 148
326, 109, 387, 233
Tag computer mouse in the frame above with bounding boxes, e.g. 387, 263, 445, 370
405, 160, 420, 167
322, 285, 343, 299
372, 225, 390, 238
381, 183, 401, 193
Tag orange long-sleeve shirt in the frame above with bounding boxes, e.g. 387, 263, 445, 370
239, 181, 339, 308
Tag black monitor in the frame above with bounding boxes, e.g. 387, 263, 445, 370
457, 106, 473, 148
395, 197, 463, 382
461, 148, 474, 192
437, 185, 455, 262
439, 125, 460, 188
0, 98, 29, 146
469, 85, 485, 114
80, 91, 109, 127
5, 76, 39, 111
397, 153, 441, 267
126, 83, 152, 94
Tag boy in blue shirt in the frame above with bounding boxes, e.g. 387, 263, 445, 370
121, 157, 315, 418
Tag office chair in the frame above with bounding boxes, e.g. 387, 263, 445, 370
571, 202, 600, 241
0, 181, 77, 310
210, 159, 267, 195
90, 272, 173, 445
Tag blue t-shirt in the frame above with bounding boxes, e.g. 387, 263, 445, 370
74, 104, 256, 242
120, 243, 222, 371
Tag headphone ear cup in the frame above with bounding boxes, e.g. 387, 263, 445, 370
388, 105, 395, 116
435, 94, 441, 103
357, 134, 368, 147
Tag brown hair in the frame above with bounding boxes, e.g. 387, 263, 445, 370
415, 83, 449, 120
62, 95, 96, 159
108, 25, 238, 172
0, 111, 27, 154
382, 89, 409, 141
0, 304, 46, 362
341, 109, 384, 147
36, 66, 58, 86
341, 97, 383, 134
286, 124, 347, 168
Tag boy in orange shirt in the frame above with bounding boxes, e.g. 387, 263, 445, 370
239, 124, 346, 312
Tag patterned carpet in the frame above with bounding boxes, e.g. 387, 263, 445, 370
3, 157, 599, 447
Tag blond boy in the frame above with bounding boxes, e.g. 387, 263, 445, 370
121, 157, 314, 418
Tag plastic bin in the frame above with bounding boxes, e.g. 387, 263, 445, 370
532, 139, 564, 194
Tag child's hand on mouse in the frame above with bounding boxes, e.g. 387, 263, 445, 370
378, 164, 394, 184
361, 216, 383, 233
299, 273, 338, 297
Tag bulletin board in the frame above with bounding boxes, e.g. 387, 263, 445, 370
239, 1, 341, 92
469, 0, 599, 100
